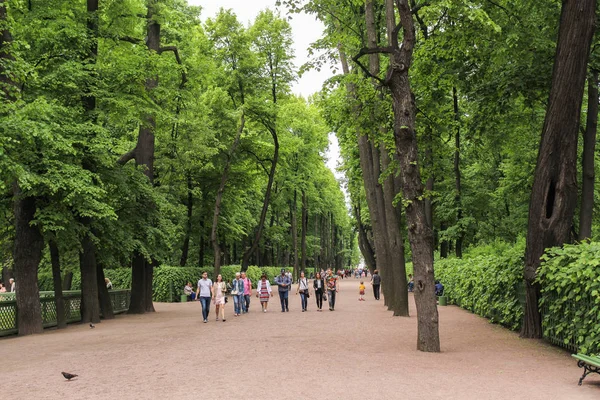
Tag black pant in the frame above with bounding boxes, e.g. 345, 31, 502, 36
315, 290, 323, 309
373, 284, 380, 300
279, 290, 289, 311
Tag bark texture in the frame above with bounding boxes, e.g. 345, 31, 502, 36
523, 0, 596, 338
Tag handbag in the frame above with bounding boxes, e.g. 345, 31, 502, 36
323, 294, 327, 301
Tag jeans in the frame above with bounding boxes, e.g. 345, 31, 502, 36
315, 290, 323, 309
233, 294, 244, 314
243, 294, 251, 312
373, 284, 381, 300
199, 296, 211, 320
327, 290, 336, 309
279, 290, 289, 311
300, 292, 308, 310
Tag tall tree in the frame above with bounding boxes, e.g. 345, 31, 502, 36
579, 69, 598, 240
522, 0, 596, 338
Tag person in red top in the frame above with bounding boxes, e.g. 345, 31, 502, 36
326, 269, 339, 311
241, 271, 252, 313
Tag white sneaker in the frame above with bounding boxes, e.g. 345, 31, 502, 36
263, 309, 267, 313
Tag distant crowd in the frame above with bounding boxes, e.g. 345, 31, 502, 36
0, 278, 15, 293
184, 268, 384, 323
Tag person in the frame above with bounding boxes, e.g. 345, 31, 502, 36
274, 268, 291, 312
359, 281, 366, 301
326, 269, 338, 311
371, 270, 381, 300
256, 274, 273, 312
9, 278, 15, 293
313, 272, 325, 311
105, 278, 113, 290
296, 271, 310, 312
407, 274, 414, 292
195, 272, 213, 323
241, 271, 252, 313
435, 280, 444, 296
0, 283, 5, 293
184, 282, 196, 301
231, 272, 245, 317
212, 274, 227, 322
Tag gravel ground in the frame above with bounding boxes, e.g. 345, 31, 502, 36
2, 279, 598, 400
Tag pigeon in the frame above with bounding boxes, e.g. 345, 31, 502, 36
89, 323, 95, 329
61, 372, 78, 380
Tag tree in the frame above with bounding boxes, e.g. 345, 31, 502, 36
522, 0, 596, 338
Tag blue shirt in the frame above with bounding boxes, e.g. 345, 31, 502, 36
274, 274, 291, 292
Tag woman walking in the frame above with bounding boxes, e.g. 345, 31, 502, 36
231, 272, 244, 316
296, 271, 310, 312
256, 274, 273, 312
313, 272, 325, 311
212, 274, 227, 322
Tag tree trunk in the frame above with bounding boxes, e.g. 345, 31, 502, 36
179, 173, 193, 266
424, 125, 434, 231
96, 262, 114, 319
452, 86, 463, 258
49, 240, 66, 329
579, 69, 598, 241
241, 128, 279, 271
128, 254, 146, 314
13, 186, 44, 335
80, 232, 100, 324
440, 222, 448, 258
291, 193, 298, 272
385, 0, 439, 351
198, 218, 205, 267
212, 113, 245, 277
301, 190, 308, 271
354, 203, 376, 272
523, 0, 596, 338
63, 272, 73, 291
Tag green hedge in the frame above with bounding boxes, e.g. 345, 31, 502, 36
37, 265, 307, 303
434, 243, 525, 330
539, 242, 600, 354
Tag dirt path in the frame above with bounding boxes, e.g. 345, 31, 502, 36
2, 279, 598, 399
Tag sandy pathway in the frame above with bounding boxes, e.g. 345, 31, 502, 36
2, 279, 598, 399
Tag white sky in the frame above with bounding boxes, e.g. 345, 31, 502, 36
190, 0, 344, 183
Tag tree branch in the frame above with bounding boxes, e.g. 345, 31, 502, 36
352, 47, 393, 84
241, 148, 271, 176
117, 148, 136, 165
159, 46, 187, 89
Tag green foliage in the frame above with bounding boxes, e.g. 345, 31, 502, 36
435, 240, 526, 330
539, 242, 600, 354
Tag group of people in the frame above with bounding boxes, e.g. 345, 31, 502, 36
189, 268, 379, 323
0, 278, 15, 293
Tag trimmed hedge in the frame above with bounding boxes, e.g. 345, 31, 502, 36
539, 242, 600, 354
434, 243, 525, 330
37, 265, 311, 303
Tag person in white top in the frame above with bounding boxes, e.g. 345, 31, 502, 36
9, 278, 15, 293
195, 272, 213, 323
296, 271, 310, 312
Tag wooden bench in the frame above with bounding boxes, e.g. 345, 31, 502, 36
572, 353, 600, 386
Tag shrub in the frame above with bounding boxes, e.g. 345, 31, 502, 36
538, 242, 600, 354
434, 242, 525, 330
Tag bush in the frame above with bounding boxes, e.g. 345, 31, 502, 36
539, 242, 600, 354
434, 242, 525, 330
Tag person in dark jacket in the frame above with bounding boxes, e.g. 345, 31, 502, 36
313, 272, 325, 311
370, 270, 381, 300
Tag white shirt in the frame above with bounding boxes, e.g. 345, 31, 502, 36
197, 278, 213, 297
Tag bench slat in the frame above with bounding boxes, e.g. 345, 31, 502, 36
572, 354, 600, 368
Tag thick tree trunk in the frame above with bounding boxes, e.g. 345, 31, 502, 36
49, 241, 66, 329
179, 174, 193, 266
96, 262, 114, 319
579, 70, 598, 240
523, 0, 596, 338
386, 0, 439, 351
13, 186, 43, 335
452, 86, 463, 258
128, 254, 146, 314
80, 233, 100, 324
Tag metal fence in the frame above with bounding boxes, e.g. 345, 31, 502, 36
0, 290, 130, 337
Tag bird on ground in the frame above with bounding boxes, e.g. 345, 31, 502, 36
89, 323, 95, 329
61, 372, 78, 381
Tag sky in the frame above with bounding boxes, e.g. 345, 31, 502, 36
188, 0, 344, 183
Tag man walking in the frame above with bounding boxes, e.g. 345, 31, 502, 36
241, 272, 252, 313
195, 272, 213, 323
371, 270, 381, 300
231, 272, 245, 316
275, 268, 291, 312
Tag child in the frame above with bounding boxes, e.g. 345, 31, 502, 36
359, 281, 366, 301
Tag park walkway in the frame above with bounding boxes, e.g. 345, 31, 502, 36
1, 279, 598, 399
